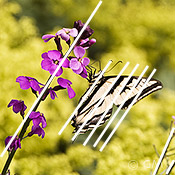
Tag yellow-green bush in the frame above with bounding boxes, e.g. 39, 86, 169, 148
0, 0, 175, 174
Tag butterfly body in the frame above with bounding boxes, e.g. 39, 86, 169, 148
71, 71, 163, 134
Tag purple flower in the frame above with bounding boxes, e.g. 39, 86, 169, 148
79, 38, 96, 49
5, 136, 21, 152
74, 20, 94, 39
28, 125, 45, 139
41, 50, 69, 77
56, 28, 78, 42
29, 111, 47, 128
8, 99, 27, 116
57, 78, 76, 99
28, 111, 46, 138
48, 88, 57, 100
39, 87, 58, 100
69, 46, 90, 78
16, 76, 42, 92
42, 34, 55, 42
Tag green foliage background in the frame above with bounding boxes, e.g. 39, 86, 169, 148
0, 0, 175, 174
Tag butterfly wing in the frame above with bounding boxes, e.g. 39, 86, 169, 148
106, 76, 163, 109
71, 77, 113, 133
71, 76, 163, 133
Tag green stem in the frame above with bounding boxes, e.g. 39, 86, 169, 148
1, 117, 31, 175
1, 149, 16, 175
1, 99, 41, 174
1, 74, 51, 174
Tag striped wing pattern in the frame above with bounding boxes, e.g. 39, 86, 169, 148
71, 76, 163, 133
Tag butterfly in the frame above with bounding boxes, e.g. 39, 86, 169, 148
71, 65, 163, 134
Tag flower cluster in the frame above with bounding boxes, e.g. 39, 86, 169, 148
5, 20, 95, 154
8, 99, 27, 116
42, 20, 95, 79
5, 136, 21, 152
28, 111, 47, 138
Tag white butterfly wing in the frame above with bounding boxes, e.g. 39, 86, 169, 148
71, 76, 163, 133
72, 79, 113, 133
106, 76, 163, 109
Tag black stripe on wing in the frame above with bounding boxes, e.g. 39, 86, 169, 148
119, 78, 163, 109
77, 78, 107, 116
72, 108, 113, 134
105, 76, 163, 109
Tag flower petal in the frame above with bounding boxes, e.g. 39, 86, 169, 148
56, 29, 64, 35
49, 65, 63, 77
73, 65, 83, 74
49, 89, 57, 100
67, 86, 76, 99
8, 99, 18, 107
73, 46, 85, 58
80, 38, 89, 45
32, 118, 41, 126
48, 50, 62, 61
57, 78, 72, 88
89, 38, 96, 46
30, 79, 41, 91
13, 103, 22, 113
16, 76, 31, 90
41, 58, 53, 71
42, 34, 55, 42
60, 32, 70, 41
28, 126, 45, 139
56, 68, 63, 77
81, 38, 96, 49
20, 101, 27, 115
80, 67, 88, 78
41, 52, 49, 59
5, 136, 12, 147
41, 114, 47, 128
62, 58, 70, 68
70, 58, 81, 70
82, 57, 90, 66
29, 111, 40, 119
69, 28, 78, 37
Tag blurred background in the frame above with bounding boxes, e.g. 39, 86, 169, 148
0, 0, 175, 174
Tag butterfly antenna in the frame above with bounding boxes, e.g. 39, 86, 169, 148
105, 61, 123, 73
89, 60, 101, 69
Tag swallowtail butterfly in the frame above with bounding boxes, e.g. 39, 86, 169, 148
71, 65, 163, 134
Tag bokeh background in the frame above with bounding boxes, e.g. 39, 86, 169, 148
0, 0, 175, 174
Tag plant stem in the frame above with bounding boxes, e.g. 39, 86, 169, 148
1, 149, 16, 175
1, 117, 31, 175
1, 100, 41, 174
